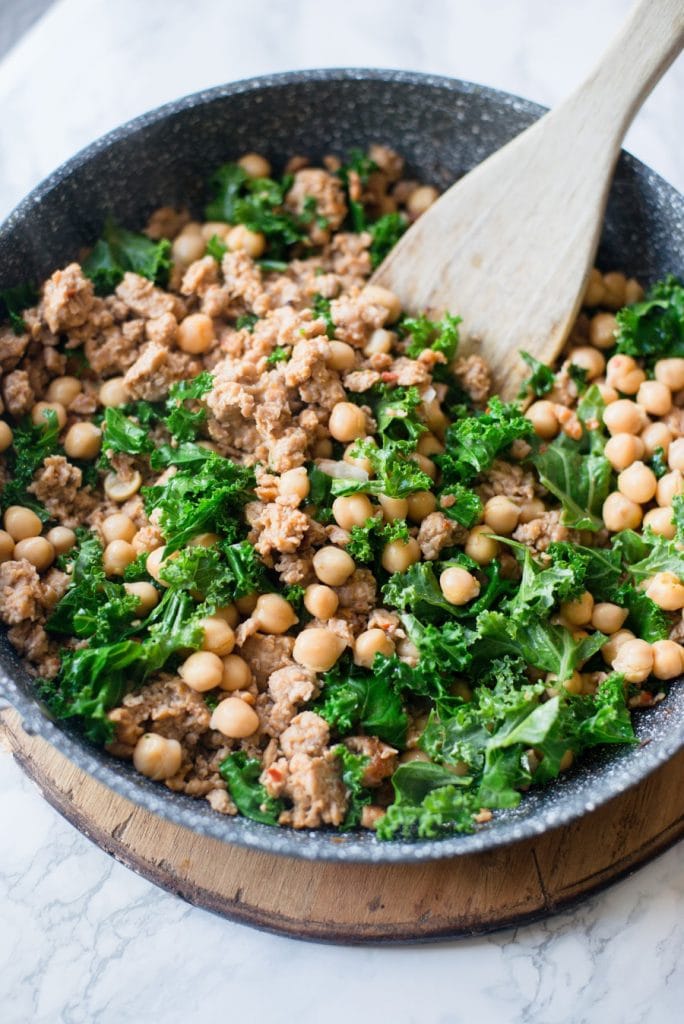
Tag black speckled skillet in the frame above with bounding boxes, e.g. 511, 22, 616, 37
1, 70, 683, 863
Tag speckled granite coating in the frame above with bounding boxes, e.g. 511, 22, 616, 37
1, 69, 683, 863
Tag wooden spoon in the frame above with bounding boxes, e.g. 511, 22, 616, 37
372, 0, 684, 398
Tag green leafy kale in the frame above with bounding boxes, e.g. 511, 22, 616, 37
399, 312, 461, 362
501, 544, 587, 624
650, 446, 669, 479
266, 346, 290, 365
306, 464, 334, 523
439, 484, 483, 529
46, 534, 140, 643
335, 148, 378, 231
163, 372, 214, 442
615, 276, 684, 363
204, 163, 313, 259
437, 397, 533, 486
0, 281, 38, 334
610, 580, 668, 643
330, 439, 432, 498
374, 385, 427, 442
368, 212, 408, 268
334, 745, 372, 829
474, 610, 606, 681
142, 448, 255, 550
236, 313, 258, 332
219, 751, 284, 825
40, 589, 203, 742
206, 234, 227, 261
375, 763, 477, 840
315, 658, 408, 748
518, 351, 555, 398
346, 516, 410, 564
83, 219, 172, 294
158, 540, 266, 610
312, 292, 335, 338
0, 410, 61, 518
529, 385, 612, 530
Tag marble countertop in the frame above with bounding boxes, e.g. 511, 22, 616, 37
1, 0, 683, 1020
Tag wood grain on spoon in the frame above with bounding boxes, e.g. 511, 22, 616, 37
372, 0, 684, 399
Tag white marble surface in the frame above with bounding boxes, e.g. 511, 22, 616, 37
1, 0, 683, 1020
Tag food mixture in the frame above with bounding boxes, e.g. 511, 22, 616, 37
1, 144, 684, 839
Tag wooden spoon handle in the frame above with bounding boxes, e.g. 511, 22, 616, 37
560, 0, 684, 149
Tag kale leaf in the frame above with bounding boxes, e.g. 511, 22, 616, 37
83, 219, 172, 294
315, 658, 408, 748
330, 438, 432, 498
334, 745, 372, 829
399, 312, 461, 362
368, 212, 408, 268
518, 351, 555, 398
219, 751, 284, 825
0, 410, 61, 518
437, 397, 533, 486
615, 276, 684, 363
0, 282, 38, 334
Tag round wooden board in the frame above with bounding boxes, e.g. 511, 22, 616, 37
2, 708, 683, 944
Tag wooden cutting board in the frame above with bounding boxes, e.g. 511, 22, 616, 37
1, 706, 682, 944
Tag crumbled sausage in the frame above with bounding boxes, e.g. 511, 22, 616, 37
418, 512, 468, 560
41, 263, 94, 333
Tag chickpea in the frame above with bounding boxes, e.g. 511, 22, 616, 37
583, 268, 604, 306
363, 329, 394, 357
313, 439, 333, 459
561, 591, 594, 627
602, 272, 627, 309
601, 629, 635, 664
237, 152, 272, 179
655, 358, 684, 392
178, 312, 215, 354
547, 670, 583, 696
146, 546, 172, 586
591, 602, 628, 634
47, 377, 81, 410
625, 278, 645, 304
210, 697, 260, 738
656, 469, 684, 507
188, 532, 220, 548
617, 461, 657, 504
595, 382, 618, 405
406, 184, 439, 216
303, 583, 339, 620
439, 566, 480, 606
171, 227, 206, 265
199, 616, 236, 656
411, 452, 437, 480
294, 627, 346, 671
31, 401, 66, 430
43, 526, 75, 556
344, 438, 375, 475
651, 639, 684, 680
124, 581, 159, 616
422, 397, 449, 439
602, 491, 643, 531
235, 592, 258, 615
645, 571, 684, 611
378, 494, 409, 522
406, 490, 437, 523
603, 400, 645, 436
326, 340, 356, 371
64, 422, 102, 461
569, 346, 605, 380
518, 497, 546, 524
313, 546, 356, 586
606, 355, 645, 395
641, 421, 672, 458
636, 380, 672, 417
253, 593, 298, 634
14, 536, 54, 571
103, 539, 136, 576
0, 420, 13, 452
604, 433, 645, 471
465, 525, 499, 566
362, 285, 401, 323
0, 530, 15, 562
668, 437, 684, 472
226, 224, 266, 259
101, 513, 136, 544
329, 402, 367, 442
589, 312, 618, 349
612, 638, 653, 683
133, 734, 182, 781
381, 537, 421, 573
4, 506, 42, 541
643, 506, 676, 539
104, 469, 142, 502
332, 494, 374, 531
220, 654, 253, 691
214, 604, 239, 628
179, 650, 224, 692
483, 495, 519, 534
353, 628, 395, 668
99, 377, 129, 407
417, 432, 444, 458
525, 400, 559, 439
279, 466, 310, 503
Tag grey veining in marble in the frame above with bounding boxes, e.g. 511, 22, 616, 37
0, 0, 683, 1020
